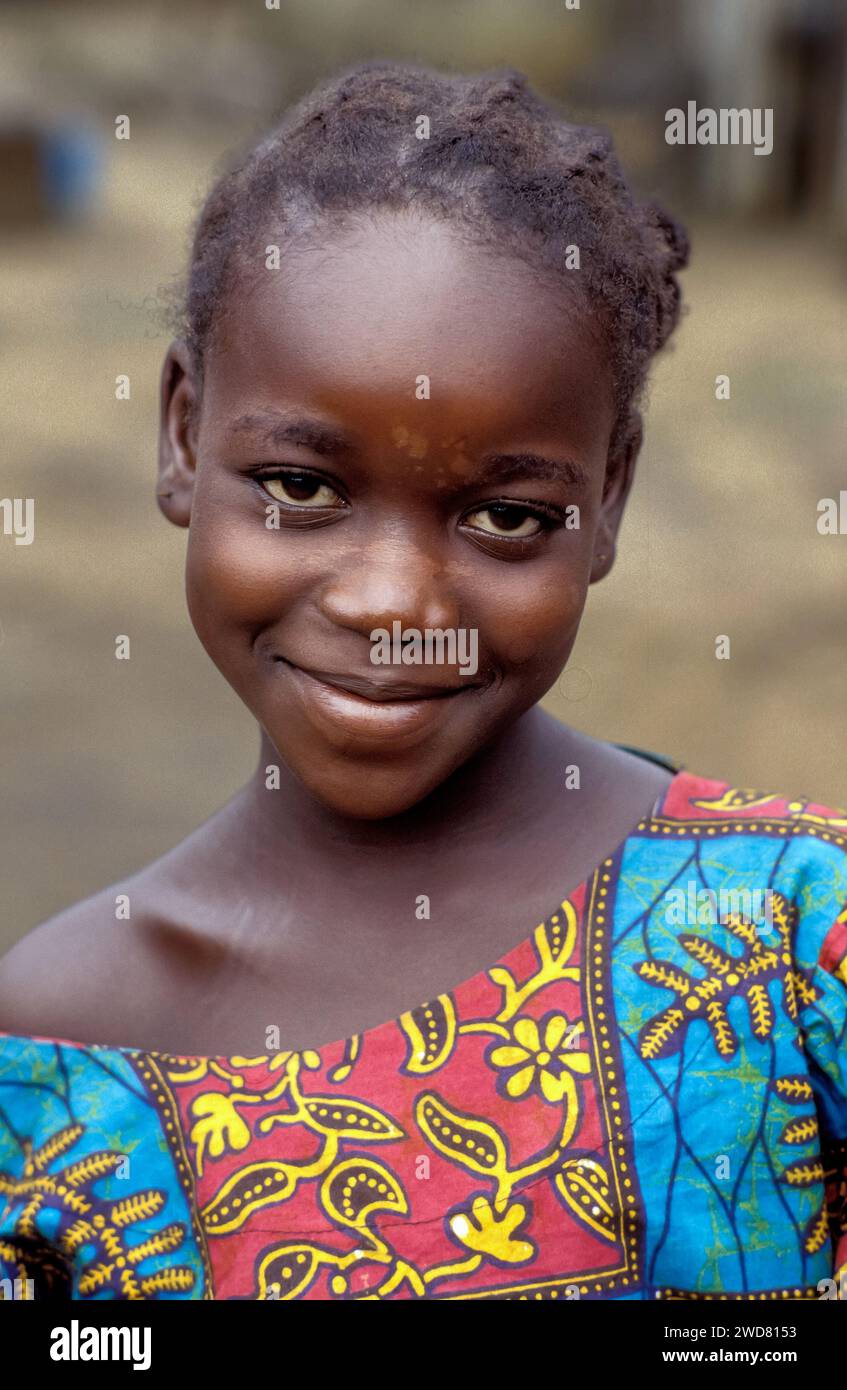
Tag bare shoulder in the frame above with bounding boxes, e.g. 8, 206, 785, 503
0, 791, 259, 1049
0, 842, 243, 1049
0, 877, 166, 1046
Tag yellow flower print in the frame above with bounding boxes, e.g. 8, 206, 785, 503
489, 1012, 590, 1103
449, 1195, 535, 1264
266, 1049, 321, 1073
190, 1092, 252, 1175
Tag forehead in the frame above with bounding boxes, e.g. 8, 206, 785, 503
205, 211, 615, 449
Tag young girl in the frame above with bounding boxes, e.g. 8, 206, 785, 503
0, 61, 844, 1303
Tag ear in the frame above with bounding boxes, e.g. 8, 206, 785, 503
589, 409, 643, 584
157, 340, 200, 528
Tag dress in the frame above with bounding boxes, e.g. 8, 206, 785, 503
1, 767, 845, 1301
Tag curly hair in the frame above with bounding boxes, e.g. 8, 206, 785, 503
179, 60, 689, 453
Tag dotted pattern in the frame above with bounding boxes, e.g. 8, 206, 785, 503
130, 1053, 215, 1299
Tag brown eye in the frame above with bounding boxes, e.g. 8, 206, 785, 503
262, 473, 342, 508
465, 503, 543, 538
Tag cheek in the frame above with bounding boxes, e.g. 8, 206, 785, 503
184, 493, 304, 643
478, 567, 588, 670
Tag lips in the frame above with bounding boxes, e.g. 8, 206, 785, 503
272, 657, 479, 747
276, 660, 477, 703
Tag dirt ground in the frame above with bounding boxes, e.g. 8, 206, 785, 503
1, 121, 845, 949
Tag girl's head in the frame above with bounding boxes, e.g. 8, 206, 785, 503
158, 61, 688, 819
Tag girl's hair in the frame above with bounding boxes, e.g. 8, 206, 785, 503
180, 60, 689, 453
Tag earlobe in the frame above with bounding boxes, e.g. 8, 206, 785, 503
590, 408, 643, 584
157, 340, 199, 529
589, 541, 615, 583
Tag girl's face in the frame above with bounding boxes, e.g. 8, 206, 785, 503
159, 212, 632, 818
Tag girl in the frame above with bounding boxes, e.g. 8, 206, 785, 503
0, 62, 844, 1302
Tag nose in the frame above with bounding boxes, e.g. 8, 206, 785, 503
317, 528, 460, 639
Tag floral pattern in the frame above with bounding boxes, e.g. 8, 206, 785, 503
489, 1011, 590, 1103
635, 892, 818, 1060
1, 771, 846, 1299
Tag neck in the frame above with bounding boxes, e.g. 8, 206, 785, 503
236, 705, 579, 867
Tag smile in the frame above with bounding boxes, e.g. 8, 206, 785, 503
273, 658, 479, 745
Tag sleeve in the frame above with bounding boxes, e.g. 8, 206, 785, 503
0, 1033, 207, 1300
800, 902, 847, 1289
0, 1037, 75, 1300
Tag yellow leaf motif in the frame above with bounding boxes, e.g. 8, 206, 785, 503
320, 1158, 408, 1234
127, 1224, 187, 1265
299, 1095, 404, 1143
779, 1117, 818, 1146
774, 1076, 814, 1104
65, 1152, 126, 1188
110, 1191, 165, 1227
533, 900, 579, 971
449, 1195, 535, 1264
804, 1205, 830, 1256
691, 788, 781, 812
266, 1050, 321, 1073
0, 1126, 197, 1300
202, 1162, 297, 1235
747, 982, 773, 1039
189, 1093, 252, 1176
705, 1001, 735, 1058
555, 1157, 617, 1243
638, 960, 691, 996
782, 1161, 825, 1187
139, 1269, 196, 1296
416, 1093, 509, 1181
77, 1263, 114, 1296
639, 1006, 686, 1060
29, 1126, 85, 1173
786, 802, 847, 830
399, 996, 457, 1074
636, 897, 813, 1062
257, 1243, 329, 1300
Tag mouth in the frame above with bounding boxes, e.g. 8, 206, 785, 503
272, 657, 480, 746
275, 659, 478, 703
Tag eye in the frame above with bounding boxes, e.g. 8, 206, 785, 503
261, 471, 343, 509
464, 502, 545, 538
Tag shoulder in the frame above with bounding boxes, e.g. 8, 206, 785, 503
657, 770, 847, 972
657, 769, 847, 851
0, 869, 209, 1048
0, 797, 253, 1049
0, 882, 140, 1044
657, 769, 847, 848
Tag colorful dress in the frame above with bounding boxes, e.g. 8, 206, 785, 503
1, 769, 846, 1301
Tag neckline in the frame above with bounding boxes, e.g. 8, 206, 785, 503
1, 766, 692, 1069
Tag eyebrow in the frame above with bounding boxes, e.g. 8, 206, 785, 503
229, 412, 588, 488
229, 411, 356, 456
477, 452, 589, 490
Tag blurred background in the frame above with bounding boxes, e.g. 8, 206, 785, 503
1, 0, 845, 947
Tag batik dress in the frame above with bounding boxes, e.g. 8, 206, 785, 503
1, 769, 845, 1300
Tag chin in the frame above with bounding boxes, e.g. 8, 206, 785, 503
287, 750, 462, 821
